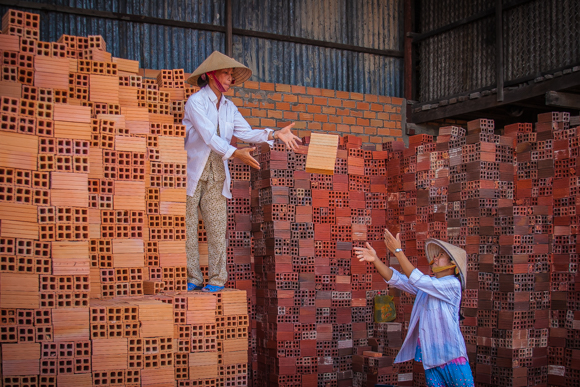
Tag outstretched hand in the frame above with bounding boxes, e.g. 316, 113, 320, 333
384, 229, 402, 255
233, 147, 260, 169
353, 242, 379, 263
276, 123, 302, 151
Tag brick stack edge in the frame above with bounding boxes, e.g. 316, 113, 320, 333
1, 8, 580, 387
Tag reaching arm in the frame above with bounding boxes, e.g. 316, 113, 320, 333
353, 242, 393, 280
353, 242, 418, 295
383, 229, 415, 278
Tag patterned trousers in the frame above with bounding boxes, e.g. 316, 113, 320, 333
185, 158, 228, 287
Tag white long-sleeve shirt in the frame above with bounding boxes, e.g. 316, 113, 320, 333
183, 86, 273, 199
386, 268, 468, 370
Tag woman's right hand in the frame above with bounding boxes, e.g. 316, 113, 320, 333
233, 147, 260, 169
354, 242, 378, 263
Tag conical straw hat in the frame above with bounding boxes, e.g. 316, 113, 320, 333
425, 238, 467, 290
186, 51, 252, 86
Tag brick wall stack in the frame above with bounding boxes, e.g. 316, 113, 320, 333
231, 83, 404, 150
250, 137, 395, 387
0, 8, 253, 387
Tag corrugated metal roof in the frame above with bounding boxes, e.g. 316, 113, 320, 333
0, 0, 403, 96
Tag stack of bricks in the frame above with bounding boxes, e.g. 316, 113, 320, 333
250, 135, 393, 387
0, 8, 251, 387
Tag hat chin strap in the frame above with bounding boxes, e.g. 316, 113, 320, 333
429, 260, 459, 274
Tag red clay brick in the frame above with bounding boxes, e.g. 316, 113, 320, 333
284, 94, 298, 103
322, 106, 336, 115
314, 114, 328, 122
391, 97, 404, 105
364, 94, 378, 103
298, 96, 313, 104
343, 117, 356, 125
299, 113, 314, 121
336, 91, 350, 99
276, 84, 291, 92
292, 85, 306, 94
251, 93, 264, 100
297, 129, 311, 137
261, 102, 275, 109
357, 118, 370, 126
308, 121, 322, 130
252, 109, 267, 118
370, 119, 383, 127
244, 80, 260, 89
378, 95, 392, 104
384, 105, 398, 113
363, 111, 376, 119
378, 128, 391, 136
293, 121, 306, 129
321, 89, 335, 97
270, 93, 283, 102
268, 110, 283, 119
343, 100, 356, 108
238, 108, 251, 116
370, 103, 383, 112
370, 136, 383, 143
351, 110, 363, 118
246, 117, 260, 126
283, 111, 298, 120
276, 102, 291, 110
337, 124, 350, 132
383, 121, 397, 128
313, 97, 327, 105
351, 125, 364, 134
391, 129, 402, 136
391, 114, 402, 121
364, 127, 377, 135
260, 82, 275, 91
322, 123, 336, 132
262, 118, 276, 127
307, 87, 322, 96
336, 108, 350, 116
328, 98, 342, 107
377, 113, 390, 120
329, 115, 341, 124
351, 92, 363, 101
230, 97, 244, 106
292, 105, 306, 113
245, 100, 259, 108
357, 102, 370, 110
307, 105, 322, 114
358, 135, 369, 142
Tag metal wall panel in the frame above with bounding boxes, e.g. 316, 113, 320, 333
234, 0, 401, 50
0, 0, 403, 97
416, 0, 580, 103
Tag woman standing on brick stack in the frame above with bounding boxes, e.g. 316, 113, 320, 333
184, 51, 300, 292
354, 229, 474, 387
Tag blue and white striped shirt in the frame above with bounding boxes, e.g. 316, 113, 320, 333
386, 268, 468, 370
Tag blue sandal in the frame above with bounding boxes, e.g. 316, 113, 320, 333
187, 283, 203, 291
202, 284, 224, 292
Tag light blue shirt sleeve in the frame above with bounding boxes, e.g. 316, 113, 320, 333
408, 268, 461, 304
385, 267, 418, 295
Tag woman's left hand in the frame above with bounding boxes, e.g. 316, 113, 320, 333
276, 122, 302, 150
384, 228, 402, 254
